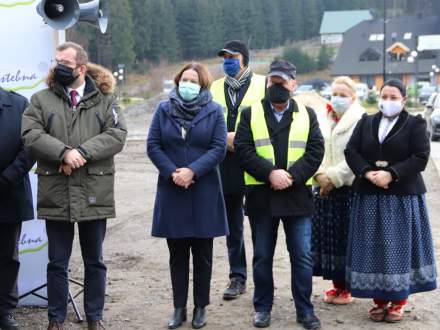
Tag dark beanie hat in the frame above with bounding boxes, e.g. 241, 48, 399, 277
381, 78, 407, 97
218, 40, 249, 66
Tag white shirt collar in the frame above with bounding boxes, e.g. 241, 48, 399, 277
270, 100, 290, 113
67, 81, 86, 100
378, 115, 399, 143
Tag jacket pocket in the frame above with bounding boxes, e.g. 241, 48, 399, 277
35, 166, 65, 208
86, 166, 115, 207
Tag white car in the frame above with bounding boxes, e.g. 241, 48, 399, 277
423, 92, 440, 141
356, 83, 369, 102
293, 84, 314, 96
320, 86, 332, 100
162, 80, 174, 94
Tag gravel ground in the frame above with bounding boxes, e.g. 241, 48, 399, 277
14, 106, 440, 330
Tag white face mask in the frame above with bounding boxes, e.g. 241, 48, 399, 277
331, 96, 351, 115
379, 100, 404, 118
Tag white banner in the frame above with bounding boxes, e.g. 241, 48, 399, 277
18, 171, 48, 306
0, 0, 64, 306
0, 0, 63, 98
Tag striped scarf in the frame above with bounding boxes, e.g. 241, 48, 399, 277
225, 67, 251, 106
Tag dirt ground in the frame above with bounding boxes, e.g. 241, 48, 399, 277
15, 105, 440, 330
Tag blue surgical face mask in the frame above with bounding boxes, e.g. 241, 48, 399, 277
223, 58, 241, 77
178, 81, 201, 102
331, 96, 352, 115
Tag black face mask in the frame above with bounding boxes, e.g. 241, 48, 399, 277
267, 84, 290, 104
53, 64, 79, 87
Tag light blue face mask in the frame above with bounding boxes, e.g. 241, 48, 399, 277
331, 96, 351, 115
178, 81, 201, 101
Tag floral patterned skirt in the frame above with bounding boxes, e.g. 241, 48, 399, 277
312, 186, 352, 282
346, 194, 437, 300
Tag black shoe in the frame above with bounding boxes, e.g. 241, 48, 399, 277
0, 314, 18, 330
191, 307, 206, 329
253, 312, 271, 328
223, 279, 246, 300
168, 308, 187, 329
297, 314, 321, 330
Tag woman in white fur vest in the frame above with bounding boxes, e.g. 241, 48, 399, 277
311, 76, 365, 305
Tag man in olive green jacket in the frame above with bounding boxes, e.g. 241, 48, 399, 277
21, 42, 126, 330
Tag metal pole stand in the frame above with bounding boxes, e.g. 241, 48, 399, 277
19, 275, 85, 323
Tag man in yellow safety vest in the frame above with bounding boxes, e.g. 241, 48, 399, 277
211, 40, 266, 301
234, 60, 324, 329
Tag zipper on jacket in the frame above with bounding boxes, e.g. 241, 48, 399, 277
95, 112, 105, 132
45, 112, 55, 133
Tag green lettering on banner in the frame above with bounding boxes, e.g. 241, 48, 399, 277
5, 78, 45, 92
0, 1, 37, 8
19, 242, 49, 255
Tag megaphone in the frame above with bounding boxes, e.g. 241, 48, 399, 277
36, 0, 108, 33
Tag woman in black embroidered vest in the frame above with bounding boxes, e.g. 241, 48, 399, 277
344, 79, 437, 323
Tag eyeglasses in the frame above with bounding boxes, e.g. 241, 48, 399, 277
51, 59, 79, 68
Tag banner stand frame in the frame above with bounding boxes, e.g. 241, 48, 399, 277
18, 277, 85, 323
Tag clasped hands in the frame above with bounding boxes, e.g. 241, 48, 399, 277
365, 170, 393, 189
315, 173, 335, 196
59, 149, 87, 176
172, 167, 195, 189
269, 169, 293, 190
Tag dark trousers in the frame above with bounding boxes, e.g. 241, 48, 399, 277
167, 238, 213, 308
224, 194, 247, 283
0, 223, 22, 316
249, 214, 314, 317
46, 219, 107, 322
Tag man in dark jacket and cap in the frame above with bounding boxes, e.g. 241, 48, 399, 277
234, 60, 324, 329
211, 40, 266, 300
0, 87, 35, 330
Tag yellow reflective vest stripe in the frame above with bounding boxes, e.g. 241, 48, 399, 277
211, 74, 266, 130
244, 100, 312, 186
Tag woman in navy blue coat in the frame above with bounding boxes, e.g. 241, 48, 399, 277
147, 62, 228, 329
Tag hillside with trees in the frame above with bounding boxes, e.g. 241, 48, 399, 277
69, 0, 439, 71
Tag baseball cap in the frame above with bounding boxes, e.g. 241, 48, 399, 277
218, 40, 249, 64
267, 59, 297, 81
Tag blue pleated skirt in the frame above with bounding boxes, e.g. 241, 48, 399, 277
346, 194, 437, 300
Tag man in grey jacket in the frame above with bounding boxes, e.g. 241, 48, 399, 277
22, 42, 127, 330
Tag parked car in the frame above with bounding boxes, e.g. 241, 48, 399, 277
293, 84, 314, 96
423, 92, 440, 141
419, 86, 436, 105
162, 80, 174, 94
355, 83, 369, 102
320, 86, 332, 100
302, 79, 330, 91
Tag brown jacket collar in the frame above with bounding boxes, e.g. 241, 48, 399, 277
45, 62, 116, 99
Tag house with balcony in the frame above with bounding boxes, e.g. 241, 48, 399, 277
332, 14, 440, 89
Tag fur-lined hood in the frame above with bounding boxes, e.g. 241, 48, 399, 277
46, 62, 116, 96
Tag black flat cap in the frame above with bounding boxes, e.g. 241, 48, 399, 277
268, 59, 296, 80
218, 40, 249, 64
